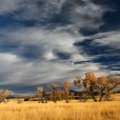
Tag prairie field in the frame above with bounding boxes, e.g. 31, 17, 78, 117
0, 94, 120, 120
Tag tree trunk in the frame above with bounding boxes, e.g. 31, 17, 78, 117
99, 94, 104, 102
99, 87, 106, 102
91, 94, 97, 102
90, 85, 97, 102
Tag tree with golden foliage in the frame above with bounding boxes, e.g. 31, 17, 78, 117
64, 80, 70, 103
97, 76, 120, 101
50, 83, 59, 103
74, 72, 120, 102
37, 86, 47, 103
37, 86, 44, 103
53, 90, 65, 100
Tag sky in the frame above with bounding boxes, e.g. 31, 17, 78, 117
0, 0, 120, 95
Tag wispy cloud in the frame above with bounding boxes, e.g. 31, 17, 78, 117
0, 0, 119, 94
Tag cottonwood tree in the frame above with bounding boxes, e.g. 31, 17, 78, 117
37, 86, 47, 103
97, 76, 120, 101
74, 72, 120, 102
48, 90, 65, 101
50, 83, 59, 103
37, 86, 44, 103
64, 80, 70, 103
0, 89, 13, 103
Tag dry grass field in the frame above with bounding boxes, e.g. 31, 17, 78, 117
0, 94, 120, 120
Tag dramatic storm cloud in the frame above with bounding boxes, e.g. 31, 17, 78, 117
0, 0, 120, 94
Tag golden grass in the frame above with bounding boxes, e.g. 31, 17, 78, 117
0, 100, 120, 120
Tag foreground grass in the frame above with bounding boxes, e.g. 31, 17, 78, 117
0, 100, 120, 120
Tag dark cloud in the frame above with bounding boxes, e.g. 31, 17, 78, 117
0, 39, 42, 60
74, 38, 120, 70
0, 39, 19, 52
79, 29, 98, 36
92, 0, 120, 32
53, 50, 71, 60
100, 10, 120, 32
0, 84, 36, 95
73, 60, 92, 65
74, 39, 114, 55
0, 13, 39, 28
0, 0, 120, 94
18, 45, 42, 60
92, 0, 120, 8
0, 14, 17, 28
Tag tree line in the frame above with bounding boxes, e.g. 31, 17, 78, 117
37, 71, 120, 103
0, 71, 120, 103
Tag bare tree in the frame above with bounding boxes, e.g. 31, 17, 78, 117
0, 89, 13, 103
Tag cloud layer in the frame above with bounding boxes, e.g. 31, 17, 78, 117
0, 0, 120, 94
